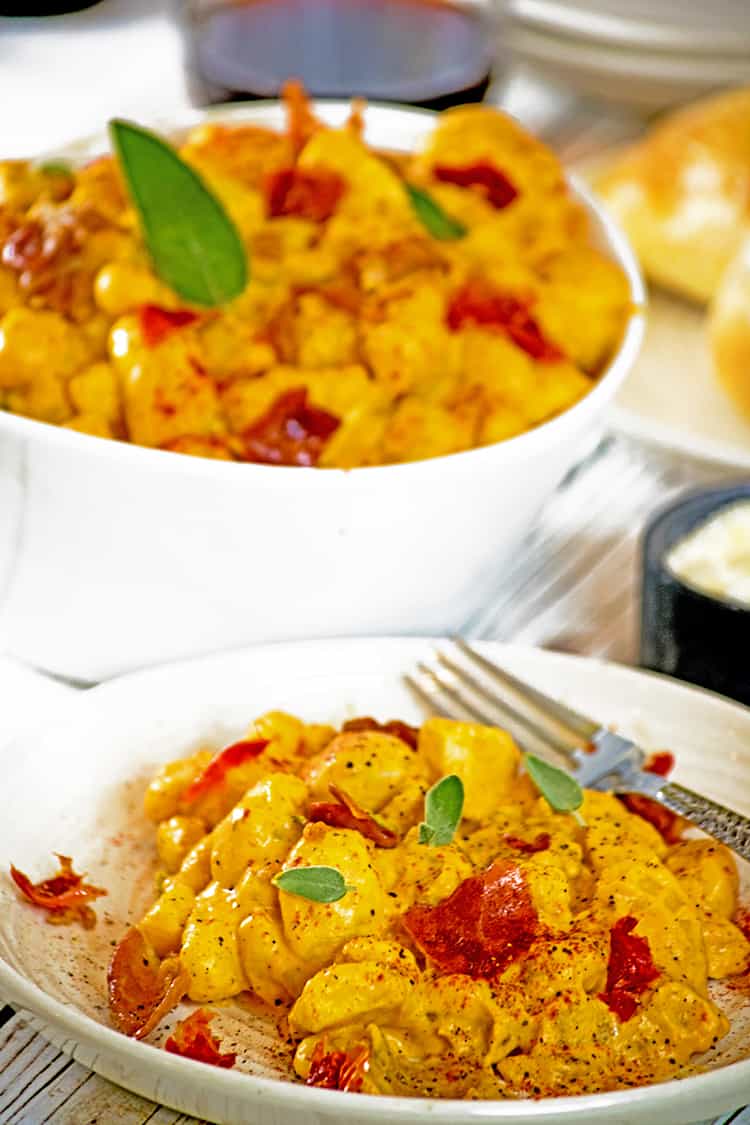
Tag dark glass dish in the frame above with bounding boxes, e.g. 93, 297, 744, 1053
641, 483, 750, 706
0, 2, 102, 12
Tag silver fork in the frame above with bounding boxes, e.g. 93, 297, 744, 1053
406, 638, 750, 863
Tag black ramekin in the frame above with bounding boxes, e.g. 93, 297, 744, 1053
641, 483, 750, 706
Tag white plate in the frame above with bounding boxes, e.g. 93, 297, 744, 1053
1, 637, 749, 1125
611, 289, 750, 471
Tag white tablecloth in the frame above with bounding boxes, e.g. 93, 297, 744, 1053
0, 0, 190, 157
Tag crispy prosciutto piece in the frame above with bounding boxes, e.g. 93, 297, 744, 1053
341, 716, 419, 750
434, 161, 518, 210
618, 793, 684, 844
164, 1008, 236, 1068
599, 915, 660, 1021
264, 166, 345, 222
446, 279, 564, 362
108, 927, 189, 1039
504, 832, 551, 855
308, 784, 398, 848
306, 1039, 369, 1092
241, 388, 340, 467
402, 859, 538, 979
10, 854, 106, 929
644, 751, 675, 778
180, 738, 269, 807
138, 304, 199, 348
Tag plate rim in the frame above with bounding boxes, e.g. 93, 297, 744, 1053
3, 635, 750, 1122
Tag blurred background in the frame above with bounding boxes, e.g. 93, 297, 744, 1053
3, 0, 750, 159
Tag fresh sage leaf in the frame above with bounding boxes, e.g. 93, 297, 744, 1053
38, 160, 73, 177
418, 774, 464, 846
525, 754, 583, 816
405, 183, 467, 241
272, 865, 349, 903
109, 119, 247, 307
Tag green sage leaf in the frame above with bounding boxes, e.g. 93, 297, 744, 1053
418, 774, 464, 846
272, 865, 348, 903
525, 754, 583, 815
109, 119, 247, 307
405, 183, 467, 241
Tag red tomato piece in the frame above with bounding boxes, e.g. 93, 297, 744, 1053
264, 166, 345, 222
241, 388, 340, 467
504, 832, 551, 855
434, 161, 518, 210
341, 717, 419, 749
599, 915, 660, 1021
644, 751, 675, 778
618, 793, 684, 844
164, 1008, 237, 1068
10, 854, 106, 929
402, 859, 538, 979
180, 738, 269, 807
446, 280, 564, 362
139, 304, 199, 348
306, 1040, 369, 1092
108, 927, 189, 1039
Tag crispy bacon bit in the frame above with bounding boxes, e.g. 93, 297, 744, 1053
306, 1039, 369, 1092
434, 161, 518, 210
180, 739, 269, 807
139, 304, 199, 348
402, 859, 538, 979
504, 832, 551, 855
644, 751, 675, 778
264, 165, 346, 222
164, 1008, 237, 1068
308, 784, 398, 848
341, 717, 419, 750
618, 793, 684, 844
241, 388, 340, 467
10, 854, 106, 930
446, 279, 564, 362
283, 78, 321, 155
108, 927, 189, 1039
599, 915, 660, 1021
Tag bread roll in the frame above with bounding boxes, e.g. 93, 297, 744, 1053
597, 88, 750, 304
710, 238, 750, 418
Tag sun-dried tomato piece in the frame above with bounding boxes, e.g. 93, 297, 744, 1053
306, 1039, 369, 1092
10, 854, 106, 930
434, 161, 518, 210
504, 832, 551, 855
402, 859, 538, 979
446, 279, 563, 362
241, 388, 340, 467
618, 793, 684, 844
108, 927, 189, 1039
164, 1008, 236, 1068
264, 166, 345, 222
341, 717, 419, 750
599, 915, 660, 1021
180, 739, 268, 807
308, 784, 398, 848
139, 304, 199, 348
644, 751, 675, 778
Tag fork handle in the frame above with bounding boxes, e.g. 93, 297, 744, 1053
659, 782, 750, 862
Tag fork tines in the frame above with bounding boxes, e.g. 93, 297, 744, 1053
405, 639, 598, 768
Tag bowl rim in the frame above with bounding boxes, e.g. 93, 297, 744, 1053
0, 99, 646, 488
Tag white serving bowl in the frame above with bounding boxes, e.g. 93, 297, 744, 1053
0, 103, 645, 682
